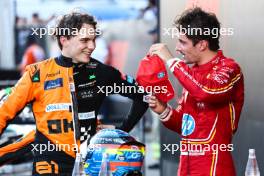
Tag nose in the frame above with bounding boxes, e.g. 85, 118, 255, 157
87, 41, 96, 50
175, 42, 182, 54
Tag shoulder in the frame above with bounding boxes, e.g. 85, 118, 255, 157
25, 58, 56, 78
216, 56, 242, 75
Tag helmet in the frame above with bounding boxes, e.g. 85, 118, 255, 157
83, 129, 145, 176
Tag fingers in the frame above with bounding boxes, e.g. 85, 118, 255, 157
148, 102, 156, 108
149, 43, 165, 55
148, 96, 158, 108
148, 95, 168, 114
149, 95, 157, 101
149, 44, 173, 61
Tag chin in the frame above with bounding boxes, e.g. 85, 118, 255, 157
81, 56, 91, 63
184, 57, 193, 64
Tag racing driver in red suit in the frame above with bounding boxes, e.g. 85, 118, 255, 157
148, 8, 244, 176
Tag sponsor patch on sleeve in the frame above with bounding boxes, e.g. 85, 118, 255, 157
126, 75, 135, 84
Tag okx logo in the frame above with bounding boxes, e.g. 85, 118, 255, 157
181, 113, 195, 136
47, 119, 73, 134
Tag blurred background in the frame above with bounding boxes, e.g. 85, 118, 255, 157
0, 0, 263, 175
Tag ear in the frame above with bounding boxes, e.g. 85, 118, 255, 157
59, 36, 68, 48
199, 40, 208, 51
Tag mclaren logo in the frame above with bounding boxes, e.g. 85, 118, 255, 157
46, 70, 61, 78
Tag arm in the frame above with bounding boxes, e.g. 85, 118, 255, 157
159, 105, 183, 134
149, 43, 243, 103
118, 99, 148, 132
109, 68, 148, 132
148, 95, 183, 134
0, 67, 35, 134
167, 58, 242, 103
0, 130, 35, 166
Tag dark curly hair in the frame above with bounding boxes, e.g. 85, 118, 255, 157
54, 12, 97, 49
175, 7, 220, 51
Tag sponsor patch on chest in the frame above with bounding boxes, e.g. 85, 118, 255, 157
78, 111, 96, 120
181, 113, 196, 136
44, 78, 63, 90
45, 103, 71, 112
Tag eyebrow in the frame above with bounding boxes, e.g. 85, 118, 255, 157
179, 39, 186, 43
80, 36, 96, 40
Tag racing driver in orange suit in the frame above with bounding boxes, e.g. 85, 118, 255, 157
0, 12, 148, 175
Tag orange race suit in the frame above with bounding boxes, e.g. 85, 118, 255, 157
0, 55, 148, 175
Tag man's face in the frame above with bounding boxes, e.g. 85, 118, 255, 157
175, 34, 201, 64
62, 23, 96, 63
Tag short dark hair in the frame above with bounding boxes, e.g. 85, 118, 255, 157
54, 12, 97, 49
32, 13, 39, 18
175, 7, 220, 51
26, 35, 38, 47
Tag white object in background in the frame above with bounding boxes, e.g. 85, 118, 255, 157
0, 0, 15, 69
99, 153, 113, 176
245, 149, 260, 176
72, 153, 85, 176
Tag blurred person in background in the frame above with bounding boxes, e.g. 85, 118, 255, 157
15, 16, 28, 27
140, 0, 158, 21
140, 0, 158, 43
19, 35, 45, 74
31, 13, 43, 26
30, 12, 55, 26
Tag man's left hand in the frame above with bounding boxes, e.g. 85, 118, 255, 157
149, 43, 174, 61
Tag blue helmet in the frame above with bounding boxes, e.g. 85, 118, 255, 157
83, 129, 145, 176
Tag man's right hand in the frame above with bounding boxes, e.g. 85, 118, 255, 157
148, 95, 167, 114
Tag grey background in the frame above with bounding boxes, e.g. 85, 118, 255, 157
159, 0, 264, 175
